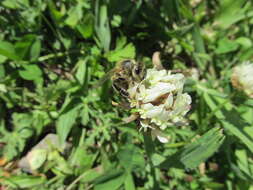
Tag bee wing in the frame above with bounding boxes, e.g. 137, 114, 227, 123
92, 68, 116, 88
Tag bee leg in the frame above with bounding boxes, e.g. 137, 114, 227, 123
122, 113, 139, 123
111, 101, 131, 109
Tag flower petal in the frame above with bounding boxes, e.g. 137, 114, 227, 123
151, 129, 169, 143
141, 104, 163, 119
143, 82, 175, 103
164, 93, 173, 108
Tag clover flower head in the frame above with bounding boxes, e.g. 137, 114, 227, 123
127, 68, 192, 143
231, 61, 253, 98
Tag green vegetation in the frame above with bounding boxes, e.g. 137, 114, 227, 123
1, 0, 253, 189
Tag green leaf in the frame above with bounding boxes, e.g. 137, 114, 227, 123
94, 171, 126, 190
203, 91, 253, 154
79, 169, 102, 183
47, 150, 73, 175
2, 0, 21, 9
214, 0, 252, 29
95, 2, 111, 52
75, 58, 89, 86
47, 1, 64, 23
56, 100, 81, 144
2, 113, 35, 160
235, 149, 253, 180
0, 64, 5, 79
105, 37, 135, 62
203, 93, 227, 120
111, 15, 122, 27
0, 54, 7, 63
19, 64, 43, 83
236, 37, 252, 49
0, 84, 7, 93
77, 14, 94, 38
222, 121, 253, 153
197, 84, 228, 98
180, 127, 225, 169
160, 127, 225, 169
215, 38, 239, 54
1, 175, 46, 188
65, 4, 83, 27
69, 146, 94, 170
191, 25, 207, 71
124, 173, 135, 190
151, 153, 166, 166
81, 104, 90, 125
162, 0, 181, 22
93, 169, 124, 184
192, 25, 206, 54
117, 144, 145, 172
30, 38, 41, 61
0, 41, 20, 60
14, 34, 40, 61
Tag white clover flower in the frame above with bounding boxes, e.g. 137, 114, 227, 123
127, 68, 192, 143
231, 61, 253, 98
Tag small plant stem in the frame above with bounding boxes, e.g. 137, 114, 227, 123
165, 142, 187, 148
143, 132, 159, 190
37, 49, 84, 62
203, 92, 236, 127
66, 171, 89, 190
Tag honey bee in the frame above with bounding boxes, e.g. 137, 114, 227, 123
94, 59, 146, 98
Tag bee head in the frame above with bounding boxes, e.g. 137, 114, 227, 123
132, 61, 146, 82
121, 60, 135, 72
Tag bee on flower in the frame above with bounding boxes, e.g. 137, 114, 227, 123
125, 53, 192, 143
231, 61, 253, 98
97, 52, 192, 143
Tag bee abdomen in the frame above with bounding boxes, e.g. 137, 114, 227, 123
112, 83, 129, 98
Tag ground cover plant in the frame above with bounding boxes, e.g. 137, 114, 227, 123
1, 0, 253, 189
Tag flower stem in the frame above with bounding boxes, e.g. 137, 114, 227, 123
143, 132, 159, 190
